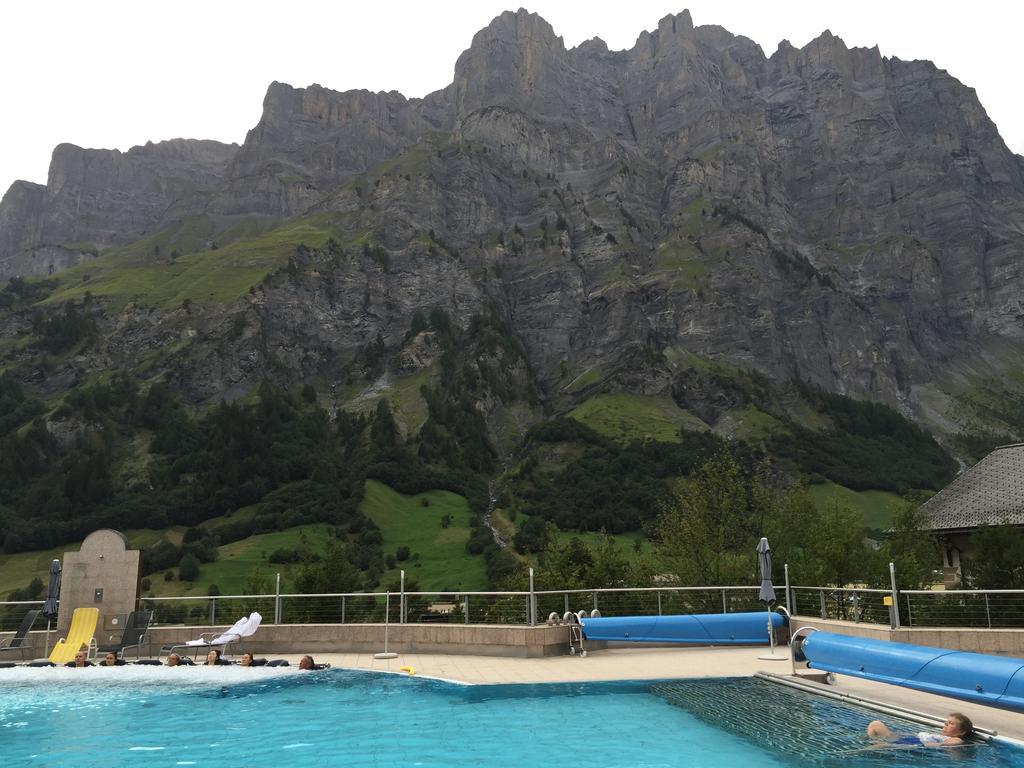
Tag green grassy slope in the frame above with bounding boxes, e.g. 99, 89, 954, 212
569, 393, 707, 443
806, 481, 904, 530
360, 479, 487, 592
146, 524, 333, 597
46, 215, 340, 309
548, 527, 647, 565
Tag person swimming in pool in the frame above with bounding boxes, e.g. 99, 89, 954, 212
65, 650, 94, 667
100, 652, 125, 666
298, 655, 315, 670
166, 652, 182, 667
866, 713, 973, 747
239, 652, 255, 667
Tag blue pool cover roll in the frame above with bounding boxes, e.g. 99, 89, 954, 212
580, 611, 784, 645
802, 631, 1024, 712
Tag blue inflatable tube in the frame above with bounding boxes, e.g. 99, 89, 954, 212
580, 611, 784, 645
802, 631, 1024, 712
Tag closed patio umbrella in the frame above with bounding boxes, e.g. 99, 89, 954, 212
757, 538, 785, 660
758, 538, 776, 605
42, 559, 61, 656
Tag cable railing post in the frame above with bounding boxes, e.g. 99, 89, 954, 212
819, 589, 827, 619
463, 595, 470, 624
657, 590, 662, 616
905, 593, 913, 627
985, 593, 992, 628
208, 597, 216, 626
593, 592, 598, 613
853, 591, 860, 623
274, 572, 281, 625
889, 562, 901, 629
400, 570, 406, 624
342, 595, 346, 625
721, 589, 727, 614
784, 563, 791, 615
528, 568, 536, 627
564, 593, 569, 616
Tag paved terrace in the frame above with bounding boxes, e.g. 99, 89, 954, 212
273, 647, 1024, 743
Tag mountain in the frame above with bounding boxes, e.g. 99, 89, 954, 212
1, 7, 1023, 541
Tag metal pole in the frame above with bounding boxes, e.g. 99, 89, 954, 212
819, 589, 827, 619
208, 598, 215, 625
463, 596, 469, 624
853, 591, 860, 623
889, 562, 901, 629
274, 572, 281, 624
721, 589, 727, 614
342, 596, 346, 625
905, 593, 913, 627
564, 593, 570, 615
784, 564, 791, 614
657, 590, 662, 616
373, 592, 398, 659
529, 568, 536, 626
985, 593, 992, 628
593, 592, 598, 613
400, 570, 406, 624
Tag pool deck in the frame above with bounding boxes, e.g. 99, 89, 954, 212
295, 646, 1024, 743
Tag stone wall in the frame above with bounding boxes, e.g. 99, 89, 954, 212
58, 529, 140, 636
144, 622, 582, 659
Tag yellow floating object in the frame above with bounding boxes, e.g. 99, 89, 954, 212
399, 665, 416, 675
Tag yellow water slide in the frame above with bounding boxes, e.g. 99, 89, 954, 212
48, 607, 99, 664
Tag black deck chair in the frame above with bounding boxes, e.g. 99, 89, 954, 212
0, 609, 40, 661
97, 610, 152, 660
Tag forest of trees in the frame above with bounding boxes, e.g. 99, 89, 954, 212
0, 280, 990, 605
769, 384, 958, 493
502, 451, 942, 595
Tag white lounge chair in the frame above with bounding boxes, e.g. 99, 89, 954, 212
161, 612, 262, 659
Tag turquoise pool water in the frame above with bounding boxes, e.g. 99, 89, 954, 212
0, 668, 1021, 767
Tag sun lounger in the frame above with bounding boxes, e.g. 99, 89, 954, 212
0, 609, 40, 661
97, 610, 152, 659
48, 607, 99, 664
161, 612, 262, 659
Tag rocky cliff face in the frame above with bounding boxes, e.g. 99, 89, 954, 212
0, 139, 238, 278
2, 8, 1023, 438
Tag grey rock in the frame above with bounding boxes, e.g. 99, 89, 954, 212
2, 8, 1024, 441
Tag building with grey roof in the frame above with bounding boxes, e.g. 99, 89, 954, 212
920, 443, 1024, 584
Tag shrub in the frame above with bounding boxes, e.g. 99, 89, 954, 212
178, 553, 200, 581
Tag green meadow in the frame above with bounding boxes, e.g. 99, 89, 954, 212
360, 480, 487, 592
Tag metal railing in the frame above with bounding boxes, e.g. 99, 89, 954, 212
0, 600, 47, 632
902, 589, 1024, 629
789, 586, 1024, 629
5, 579, 1024, 632
132, 585, 764, 628
790, 587, 894, 625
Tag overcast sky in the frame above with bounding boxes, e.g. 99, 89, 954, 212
2, 1, 1021, 197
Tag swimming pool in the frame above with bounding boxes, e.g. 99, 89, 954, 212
0, 668, 1020, 767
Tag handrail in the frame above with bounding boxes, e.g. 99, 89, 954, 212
901, 588, 1024, 595
790, 586, 892, 593
137, 586, 760, 601
9, 583, 1024, 631
788, 625, 819, 677
534, 586, 760, 595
